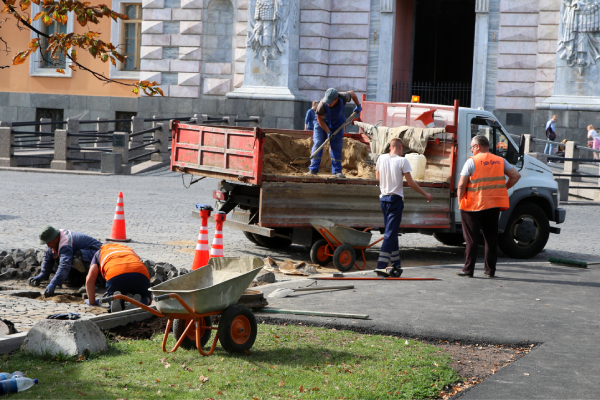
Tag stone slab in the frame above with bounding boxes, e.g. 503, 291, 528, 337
23, 319, 107, 356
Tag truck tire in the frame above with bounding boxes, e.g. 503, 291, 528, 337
433, 232, 465, 247
498, 202, 550, 259
252, 233, 292, 249
243, 231, 261, 245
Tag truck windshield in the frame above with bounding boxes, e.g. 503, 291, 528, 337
470, 117, 519, 165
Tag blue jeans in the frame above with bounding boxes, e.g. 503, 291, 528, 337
378, 195, 404, 269
544, 141, 555, 155
309, 126, 344, 174
105, 272, 151, 304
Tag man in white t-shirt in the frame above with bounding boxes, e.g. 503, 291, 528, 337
375, 138, 433, 277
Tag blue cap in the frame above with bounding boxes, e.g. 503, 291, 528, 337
34, 379, 38, 384
196, 204, 214, 211
323, 88, 339, 105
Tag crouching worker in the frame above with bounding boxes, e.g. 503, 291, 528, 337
85, 243, 151, 313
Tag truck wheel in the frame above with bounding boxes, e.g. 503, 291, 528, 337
173, 317, 212, 350
252, 233, 292, 249
310, 239, 333, 266
433, 232, 465, 247
498, 202, 550, 259
333, 244, 356, 272
243, 231, 260, 245
218, 305, 257, 353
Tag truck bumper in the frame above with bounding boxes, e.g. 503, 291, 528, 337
555, 208, 566, 224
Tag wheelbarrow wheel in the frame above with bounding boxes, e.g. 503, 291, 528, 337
310, 239, 332, 266
173, 316, 212, 350
333, 244, 356, 272
218, 305, 257, 354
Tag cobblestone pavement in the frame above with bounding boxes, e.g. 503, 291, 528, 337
1, 167, 599, 331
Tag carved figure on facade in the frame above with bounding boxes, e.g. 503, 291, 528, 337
558, 0, 600, 74
247, 0, 295, 66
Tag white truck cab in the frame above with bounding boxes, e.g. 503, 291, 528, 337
445, 108, 566, 258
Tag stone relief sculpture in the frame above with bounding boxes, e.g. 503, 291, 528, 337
247, 0, 296, 66
558, 0, 600, 74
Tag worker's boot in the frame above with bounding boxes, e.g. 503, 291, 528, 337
110, 291, 124, 313
71, 256, 86, 274
389, 266, 403, 278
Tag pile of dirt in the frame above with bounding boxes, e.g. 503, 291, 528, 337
106, 316, 168, 341
262, 133, 375, 179
44, 294, 85, 304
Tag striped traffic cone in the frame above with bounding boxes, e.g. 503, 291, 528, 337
209, 212, 226, 259
192, 204, 213, 270
414, 109, 437, 128
107, 192, 131, 242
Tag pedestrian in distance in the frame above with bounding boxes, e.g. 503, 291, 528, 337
304, 100, 318, 131
457, 135, 521, 278
29, 226, 101, 296
545, 115, 557, 160
374, 138, 433, 277
587, 125, 599, 160
85, 243, 152, 313
307, 88, 362, 178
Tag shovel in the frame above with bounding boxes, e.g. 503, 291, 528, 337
268, 285, 354, 298
290, 112, 358, 165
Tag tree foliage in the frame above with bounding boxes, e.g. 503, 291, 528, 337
1, 0, 162, 96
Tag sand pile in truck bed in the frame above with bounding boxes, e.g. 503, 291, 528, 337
262, 133, 376, 179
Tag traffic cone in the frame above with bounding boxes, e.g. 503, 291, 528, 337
192, 204, 213, 270
414, 109, 437, 128
106, 192, 131, 242
209, 212, 226, 259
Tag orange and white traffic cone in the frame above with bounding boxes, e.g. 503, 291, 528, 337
106, 192, 131, 242
209, 212, 226, 259
414, 109, 437, 128
192, 204, 213, 270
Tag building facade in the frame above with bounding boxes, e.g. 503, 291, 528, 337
0, 0, 591, 143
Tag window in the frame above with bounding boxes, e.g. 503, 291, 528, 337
109, 0, 141, 80
115, 111, 136, 132
35, 108, 64, 132
121, 4, 141, 71
470, 117, 519, 165
29, 3, 74, 77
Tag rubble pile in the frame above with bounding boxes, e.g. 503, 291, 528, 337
0, 248, 188, 287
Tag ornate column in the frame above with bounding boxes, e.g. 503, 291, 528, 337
226, 0, 306, 101
538, 0, 600, 111
470, 0, 490, 109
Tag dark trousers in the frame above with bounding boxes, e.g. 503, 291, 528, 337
105, 272, 151, 302
378, 195, 404, 269
460, 208, 500, 276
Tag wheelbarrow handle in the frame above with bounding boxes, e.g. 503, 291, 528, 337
154, 294, 171, 302
99, 296, 114, 304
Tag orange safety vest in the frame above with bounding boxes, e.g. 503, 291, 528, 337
98, 243, 150, 282
460, 152, 510, 212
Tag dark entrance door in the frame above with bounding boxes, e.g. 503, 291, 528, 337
392, 0, 476, 106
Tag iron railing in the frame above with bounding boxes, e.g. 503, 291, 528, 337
391, 81, 472, 106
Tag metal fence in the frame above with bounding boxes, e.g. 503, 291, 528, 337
391, 81, 472, 106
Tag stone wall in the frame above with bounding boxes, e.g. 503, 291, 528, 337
298, 0, 371, 103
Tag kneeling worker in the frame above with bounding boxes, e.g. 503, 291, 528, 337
85, 243, 151, 312
30, 226, 102, 296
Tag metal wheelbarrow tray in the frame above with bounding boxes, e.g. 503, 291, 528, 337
309, 219, 384, 272
100, 256, 264, 357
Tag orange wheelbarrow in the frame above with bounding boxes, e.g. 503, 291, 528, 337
100, 256, 264, 356
309, 219, 384, 272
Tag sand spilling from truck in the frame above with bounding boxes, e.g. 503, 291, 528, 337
262, 133, 376, 179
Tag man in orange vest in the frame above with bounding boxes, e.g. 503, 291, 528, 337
84, 243, 151, 312
457, 135, 521, 278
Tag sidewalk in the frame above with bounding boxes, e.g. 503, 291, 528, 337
257, 261, 600, 399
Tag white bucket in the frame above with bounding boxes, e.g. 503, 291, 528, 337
405, 153, 427, 181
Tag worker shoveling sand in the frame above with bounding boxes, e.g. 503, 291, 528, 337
262, 133, 376, 179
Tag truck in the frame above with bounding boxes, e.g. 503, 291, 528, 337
170, 98, 566, 262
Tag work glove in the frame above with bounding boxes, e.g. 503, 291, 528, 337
46, 313, 79, 320
28, 275, 43, 287
44, 282, 56, 297
353, 105, 362, 115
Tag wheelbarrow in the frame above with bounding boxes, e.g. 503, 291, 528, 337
100, 256, 264, 356
309, 219, 384, 272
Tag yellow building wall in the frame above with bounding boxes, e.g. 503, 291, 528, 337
0, 6, 138, 98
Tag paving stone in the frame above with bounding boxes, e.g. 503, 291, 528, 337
23, 319, 107, 356
2, 255, 14, 267
26, 256, 39, 267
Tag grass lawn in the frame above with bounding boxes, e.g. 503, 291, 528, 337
1, 323, 459, 399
